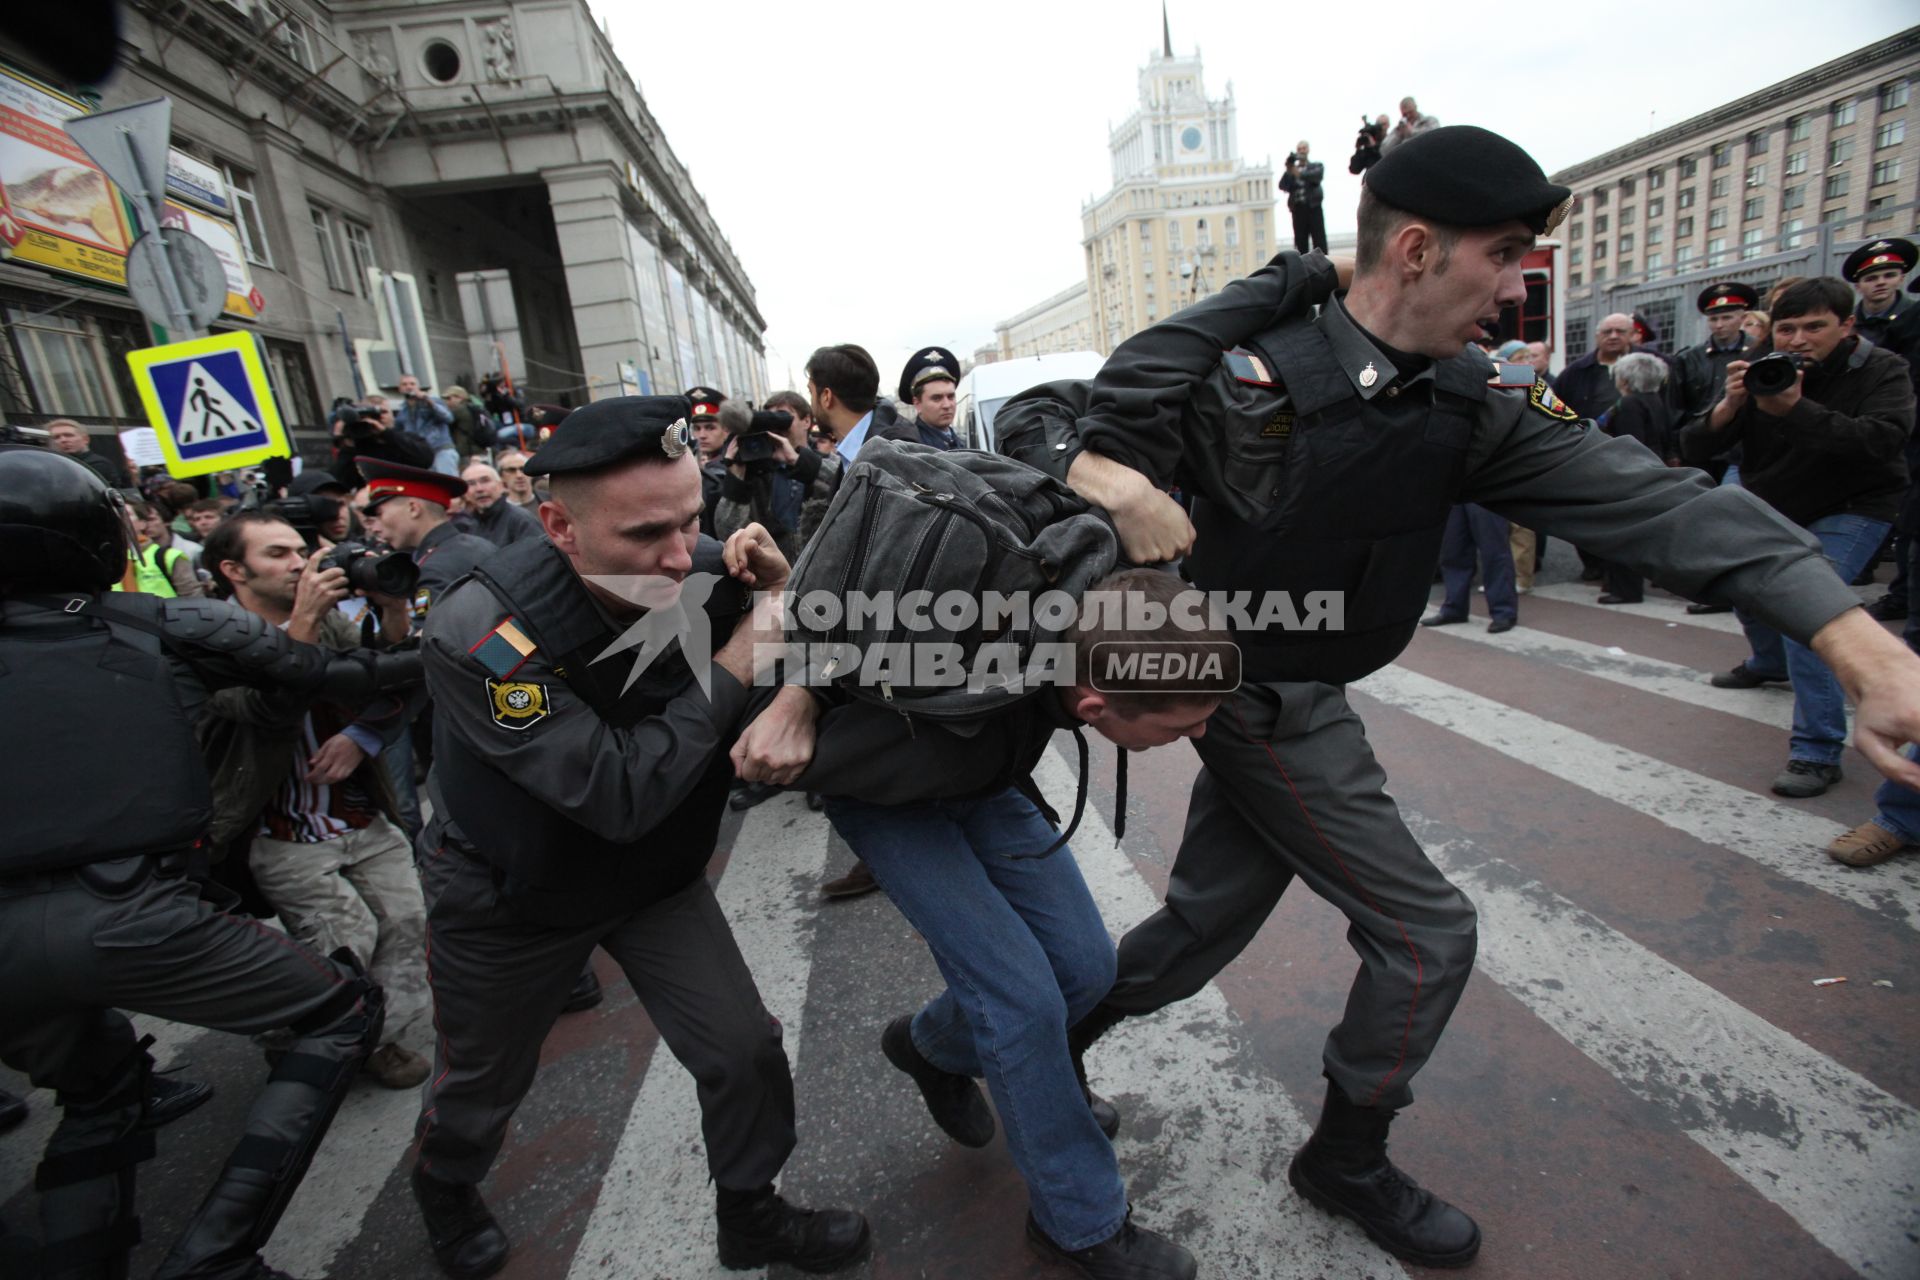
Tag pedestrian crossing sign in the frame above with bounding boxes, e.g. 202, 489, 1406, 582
125, 332, 291, 477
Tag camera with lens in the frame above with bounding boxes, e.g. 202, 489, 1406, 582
318, 540, 419, 597
719, 402, 792, 470
1743, 352, 1804, 397
330, 402, 382, 440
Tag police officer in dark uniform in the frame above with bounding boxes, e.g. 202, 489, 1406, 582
898, 347, 964, 450
1674, 281, 1761, 431
687, 385, 730, 536
407, 396, 869, 1278
355, 459, 495, 626
0, 446, 418, 1280
1841, 237, 1915, 348
997, 126, 1920, 1268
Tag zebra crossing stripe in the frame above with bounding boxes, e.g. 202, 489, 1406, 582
1418, 618, 1796, 730
1406, 811, 1920, 1276
1354, 665, 1920, 932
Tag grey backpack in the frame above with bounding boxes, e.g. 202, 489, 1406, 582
785, 438, 1118, 721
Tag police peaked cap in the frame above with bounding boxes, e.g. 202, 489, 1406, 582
898, 346, 961, 403
684, 386, 726, 418
1363, 125, 1573, 236
1696, 282, 1759, 314
523, 396, 696, 477
357, 457, 467, 510
1840, 238, 1916, 282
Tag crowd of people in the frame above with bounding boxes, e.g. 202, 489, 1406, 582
4, 122, 1919, 1280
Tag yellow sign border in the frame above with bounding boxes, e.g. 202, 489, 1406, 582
125, 332, 290, 477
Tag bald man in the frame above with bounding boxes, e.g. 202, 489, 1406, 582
460, 459, 544, 548
1550, 313, 1635, 425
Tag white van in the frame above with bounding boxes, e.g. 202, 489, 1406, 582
954, 351, 1106, 452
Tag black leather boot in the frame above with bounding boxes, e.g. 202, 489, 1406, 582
411, 1166, 509, 1279
881, 1015, 995, 1147
1069, 1004, 1129, 1140
1287, 1079, 1480, 1268
1025, 1209, 1196, 1280
714, 1184, 870, 1272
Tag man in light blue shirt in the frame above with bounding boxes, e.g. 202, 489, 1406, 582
393, 374, 459, 475
808, 343, 919, 465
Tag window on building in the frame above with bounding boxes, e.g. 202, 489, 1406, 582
1619, 176, 1636, 196
264, 2, 314, 69
309, 204, 348, 292
1142, 257, 1153, 275
1830, 137, 1854, 166
222, 164, 272, 269
1882, 80, 1910, 111
1785, 150, 1808, 176
1594, 239, 1607, 259
1648, 196, 1664, 218
1619, 232, 1634, 253
1678, 155, 1698, 178
1868, 194, 1896, 222
1787, 114, 1810, 142
1707, 236, 1728, 266
1140, 222, 1152, 241
1708, 206, 1728, 230
1617, 259, 1634, 276
1566, 319, 1590, 354
1874, 158, 1903, 186
1782, 184, 1805, 210
1644, 169, 1665, 192
1876, 119, 1905, 150
1746, 129, 1768, 155
1593, 188, 1609, 206
422, 268, 443, 317
1196, 218, 1210, 248
1677, 215, 1694, 238
1226, 215, 1238, 246
339, 219, 377, 298
1570, 271, 1583, 287
1252, 209, 1265, 229
1709, 175, 1729, 198
1832, 98, 1857, 127
1740, 228, 1766, 259
1167, 220, 1181, 250
1647, 224, 1664, 246
1, 302, 141, 420
1743, 196, 1762, 221
1676, 244, 1697, 265
1570, 246, 1583, 265
1593, 265, 1607, 282
1710, 141, 1731, 169
1745, 163, 1766, 188
1595, 213, 1609, 234
1621, 206, 1636, 226
1570, 221, 1584, 241
1825, 172, 1850, 200
1782, 217, 1805, 249
1646, 251, 1663, 272
1677, 187, 1696, 209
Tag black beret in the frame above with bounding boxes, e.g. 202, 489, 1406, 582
356, 457, 467, 510
1696, 282, 1759, 314
523, 396, 695, 477
898, 346, 961, 403
1840, 237, 1916, 282
684, 386, 726, 419
1364, 125, 1573, 236
287, 470, 350, 497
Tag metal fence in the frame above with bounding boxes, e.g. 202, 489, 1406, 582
1562, 198, 1920, 357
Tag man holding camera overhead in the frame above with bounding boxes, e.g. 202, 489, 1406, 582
1683, 276, 1915, 797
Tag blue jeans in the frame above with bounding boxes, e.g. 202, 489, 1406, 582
1440, 504, 1518, 623
379, 728, 423, 838
1734, 513, 1891, 765
1872, 746, 1920, 844
823, 789, 1125, 1250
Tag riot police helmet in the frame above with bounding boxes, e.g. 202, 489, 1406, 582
0, 444, 132, 593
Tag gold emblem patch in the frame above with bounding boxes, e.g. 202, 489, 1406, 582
487, 678, 550, 730
1262, 409, 1295, 440
1527, 379, 1580, 423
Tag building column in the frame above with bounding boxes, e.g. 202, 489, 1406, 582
543, 162, 647, 402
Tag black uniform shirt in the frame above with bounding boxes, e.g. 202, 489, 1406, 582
411, 519, 495, 623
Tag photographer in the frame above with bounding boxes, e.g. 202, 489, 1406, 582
1683, 276, 1916, 797
329, 400, 433, 487
713, 393, 841, 562
394, 374, 459, 476
1281, 142, 1327, 253
1350, 115, 1388, 174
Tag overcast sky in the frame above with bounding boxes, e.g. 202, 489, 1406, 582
599, 1, 1915, 395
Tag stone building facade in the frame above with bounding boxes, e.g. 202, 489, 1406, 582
0, 0, 766, 459
987, 281, 1092, 362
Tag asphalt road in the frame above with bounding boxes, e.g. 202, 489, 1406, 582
5, 552, 1917, 1279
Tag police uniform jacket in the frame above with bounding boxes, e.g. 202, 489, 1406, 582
997, 251, 1865, 687
1855, 297, 1910, 350
1679, 337, 1914, 529
411, 519, 495, 621
419, 536, 750, 926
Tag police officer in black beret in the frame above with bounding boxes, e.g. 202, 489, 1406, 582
996, 124, 1920, 1269
1840, 237, 1915, 347
407, 396, 870, 1277
898, 346, 963, 450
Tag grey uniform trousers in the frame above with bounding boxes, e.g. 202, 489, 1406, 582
413, 842, 796, 1187
1104, 681, 1478, 1110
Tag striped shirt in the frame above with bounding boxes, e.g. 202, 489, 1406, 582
257, 713, 380, 843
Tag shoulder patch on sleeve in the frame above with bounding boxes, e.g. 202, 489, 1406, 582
1523, 379, 1581, 422
468, 617, 537, 679
1223, 347, 1276, 387
486, 678, 550, 730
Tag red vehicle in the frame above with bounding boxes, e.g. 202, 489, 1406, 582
1491, 239, 1566, 375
